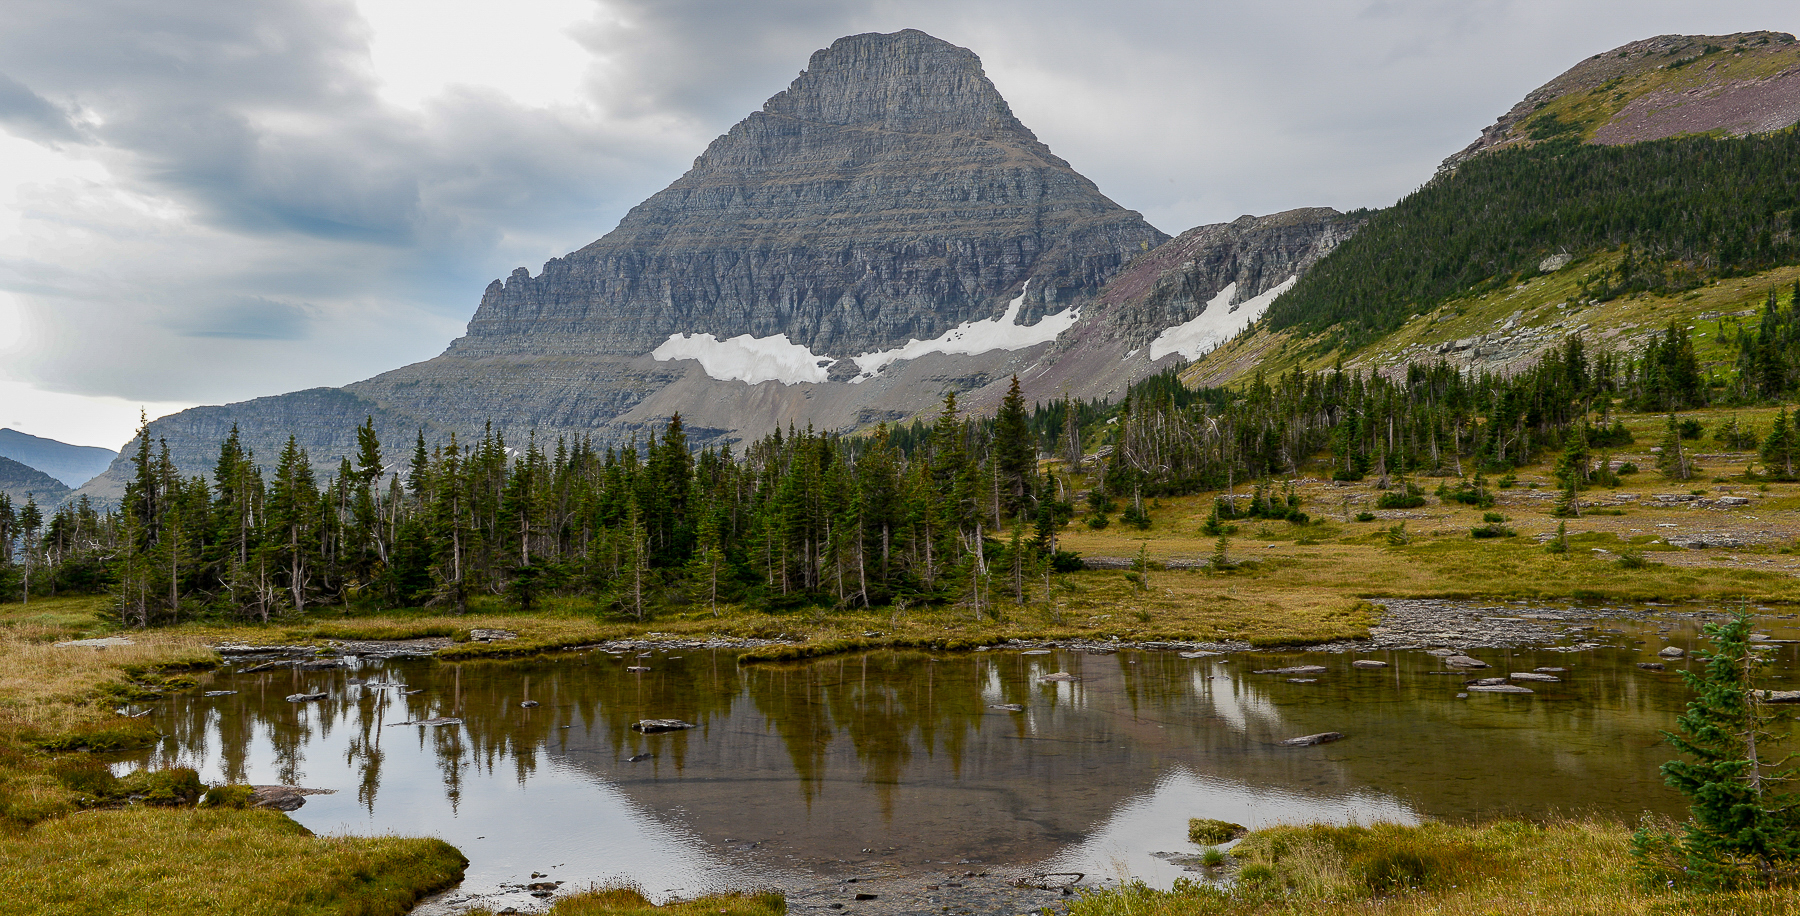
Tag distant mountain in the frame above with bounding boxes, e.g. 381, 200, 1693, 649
77, 29, 1356, 503
0, 428, 117, 488
1442, 31, 1800, 171
0, 454, 71, 509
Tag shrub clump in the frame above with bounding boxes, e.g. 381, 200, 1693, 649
1188, 818, 1248, 845
1231, 822, 1491, 897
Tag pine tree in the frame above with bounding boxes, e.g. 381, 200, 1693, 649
1763, 408, 1796, 480
0, 494, 14, 566
993, 376, 1036, 520
686, 510, 725, 616
1659, 413, 1693, 481
17, 495, 41, 604
1126, 542, 1153, 593
265, 436, 319, 614
1635, 611, 1800, 887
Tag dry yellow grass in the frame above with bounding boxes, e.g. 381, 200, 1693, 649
469, 886, 785, 916
0, 807, 465, 916
1070, 818, 1800, 915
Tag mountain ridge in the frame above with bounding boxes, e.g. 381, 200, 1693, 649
0, 454, 71, 509
0, 428, 117, 489
1442, 30, 1800, 171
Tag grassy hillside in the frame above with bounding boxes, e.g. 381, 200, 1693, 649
1188, 259, 1800, 387
1260, 131, 1800, 355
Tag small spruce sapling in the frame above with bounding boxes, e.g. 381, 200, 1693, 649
1633, 611, 1800, 887
1209, 535, 1231, 572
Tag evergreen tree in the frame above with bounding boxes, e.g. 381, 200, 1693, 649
1763, 408, 1797, 480
265, 436, 319, 614
1659, 414, 1694, 481
993, 376, 1036, 520
1636, 611, 1800, 887
16, 495, 41, 604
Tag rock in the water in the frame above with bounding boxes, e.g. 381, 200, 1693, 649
1763, 690, 1800, 703
1658, 646, 1685, 658
1253, 665, 1328, 675
1040, 672, 1081, 683
1468, 684, 1534, 694
1638, 662, 1666, 671
203, 690, 237, 697
1509, 672, 1561, 682
249, 785, 335, 811
1352, 659, 1388, 669
1279, 732, 1344, 747
1465, 677, 1507, 687
626, 666, 651, 672
1020, 649, 1053, 656
519, 700, 540, 708
631, 719, 696, 733
1444, 655, 1490, 668
1534, 667, 1566, 673
285, 692, 328, 703
1287, 678, 1318, 684
988, 703, 1025, 712
1180, 651, 1222, 659
626, 753, 656, 762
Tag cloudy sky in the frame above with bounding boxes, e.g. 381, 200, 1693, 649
0, 0, 1794, 450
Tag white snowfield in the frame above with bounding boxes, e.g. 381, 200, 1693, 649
651, 281, 1085, 386
850, 281, 1077, 382
1147, 275, 1296, 362
649, 331, 832, 385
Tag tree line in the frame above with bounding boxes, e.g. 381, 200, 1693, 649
8, 328, 1791, 620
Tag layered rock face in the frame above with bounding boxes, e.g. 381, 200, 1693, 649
453, 29, 1163, 361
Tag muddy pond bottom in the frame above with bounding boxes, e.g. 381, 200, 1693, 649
123, 610, 1795, 912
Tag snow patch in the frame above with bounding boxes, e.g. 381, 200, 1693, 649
1147, 276, 1295, 362
650, 332, 831, 385
850, 282, 1075, 382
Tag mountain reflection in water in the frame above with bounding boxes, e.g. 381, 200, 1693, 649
124, 634, 1735, 900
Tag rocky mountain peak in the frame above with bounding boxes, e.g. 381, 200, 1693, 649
757, 30, 1028, 138
450, 28, 1161, 363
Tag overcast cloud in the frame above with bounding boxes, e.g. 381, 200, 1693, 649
0, 0, 1795, 447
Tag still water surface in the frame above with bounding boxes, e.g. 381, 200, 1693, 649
124, 611, 1800, 906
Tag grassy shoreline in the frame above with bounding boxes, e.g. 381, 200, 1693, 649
1070, 818, 1800, 916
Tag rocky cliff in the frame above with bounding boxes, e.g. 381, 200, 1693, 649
77, 30, 1354, 503
455, 30, 1161, 361
1441, 31, 1800, 171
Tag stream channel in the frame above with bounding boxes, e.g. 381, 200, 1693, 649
119, 603, 1800, 913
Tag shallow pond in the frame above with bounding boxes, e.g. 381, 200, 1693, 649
122, 608, 1800, 911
